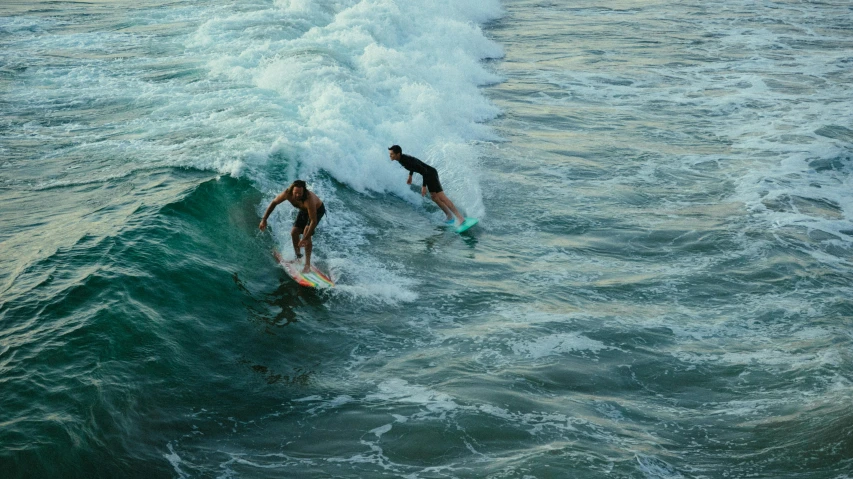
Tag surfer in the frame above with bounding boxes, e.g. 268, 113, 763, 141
259, 180, 326, 273
388, 145, 464, 226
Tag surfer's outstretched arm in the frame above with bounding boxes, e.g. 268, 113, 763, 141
259, 188, 291, 230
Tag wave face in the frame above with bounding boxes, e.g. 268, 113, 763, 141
0, 0, 503, 303
186, 0, 504, 201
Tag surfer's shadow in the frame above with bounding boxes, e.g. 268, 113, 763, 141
248, 280, 331, 330
422, 230, 454, 254
458, 232, 480, 248
274, 278, 332, 303
421, 226, 480, 253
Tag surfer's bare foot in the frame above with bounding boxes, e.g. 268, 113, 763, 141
302, 265, 311, 273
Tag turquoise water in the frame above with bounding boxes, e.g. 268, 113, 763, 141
2, 0, 852, 477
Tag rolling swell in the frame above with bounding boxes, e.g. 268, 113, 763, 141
0, 174, 322, 478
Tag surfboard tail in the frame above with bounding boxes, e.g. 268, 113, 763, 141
455, 217, 479, 234
275, 250, 335, 288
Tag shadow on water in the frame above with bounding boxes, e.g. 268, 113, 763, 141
459, 229, 481, 249
237, 357, 314, 386
249, 274, 334, 331
421, 225, 481, 253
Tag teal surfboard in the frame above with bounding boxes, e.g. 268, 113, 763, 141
455, 217, 479, 234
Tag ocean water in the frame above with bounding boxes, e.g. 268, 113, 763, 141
1, 0, 852, 477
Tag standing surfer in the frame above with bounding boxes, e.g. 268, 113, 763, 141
388, 145, 465, 226
259, 180, 326, 273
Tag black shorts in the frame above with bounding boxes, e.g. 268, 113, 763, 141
294, 203, 326, 230
423, 167, 443, 193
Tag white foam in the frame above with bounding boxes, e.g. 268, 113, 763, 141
694, 17, 853, 252
3, 1, 504, 305
258, 177, 420, 304
300, 394, 355, 415
360, 378, 605, 445
518, 1, 853, 258
194, 0, 503, 201
164, 442, 190, 479
636, 454, 685, 479
366, 378, 459, 414
510, 333, 610, 360
183, 0, 505, 298
369, 423, 392, 437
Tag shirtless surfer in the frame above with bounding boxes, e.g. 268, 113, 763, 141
388, 145, 465, 226
259, 180, 326, 273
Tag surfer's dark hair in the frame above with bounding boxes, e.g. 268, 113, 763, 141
388, 145, 402, 154
292, 179, 307, 190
